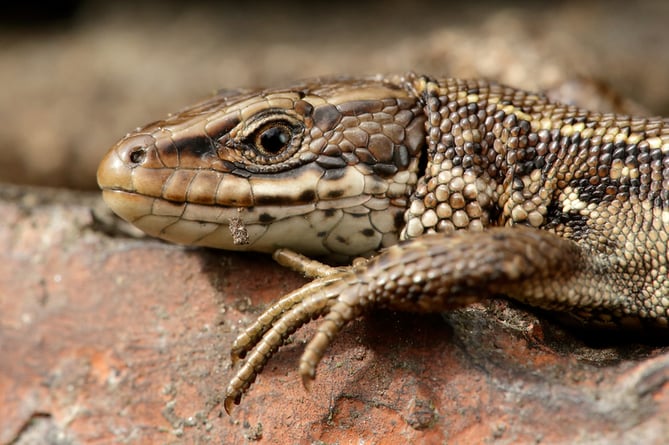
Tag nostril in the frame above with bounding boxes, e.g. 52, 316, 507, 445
129, 146, 147, 164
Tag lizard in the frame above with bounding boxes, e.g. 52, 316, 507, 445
96, 73, 669, 413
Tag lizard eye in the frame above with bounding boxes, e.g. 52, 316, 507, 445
254, 123, 293, 155
231, 111, 305, 166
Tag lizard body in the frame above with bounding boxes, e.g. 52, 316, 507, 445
96, 73, 669, 412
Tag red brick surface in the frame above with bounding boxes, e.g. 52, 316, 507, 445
2, 185, 669, 444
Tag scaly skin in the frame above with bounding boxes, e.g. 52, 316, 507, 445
97, 73, 669, 413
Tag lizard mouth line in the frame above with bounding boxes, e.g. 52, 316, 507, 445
101, 188, 324, 224
100, 186, 241, 208
101, 188, 379, 220
101, 188, 393, 257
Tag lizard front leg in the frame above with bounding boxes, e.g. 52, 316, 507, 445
225, 225, 605, 412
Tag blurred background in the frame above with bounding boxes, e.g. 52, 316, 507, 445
2, 0, 669, 190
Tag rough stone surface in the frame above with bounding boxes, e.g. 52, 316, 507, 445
2, 184, 669, 444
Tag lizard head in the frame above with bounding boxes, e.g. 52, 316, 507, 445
97, 76, 426, 258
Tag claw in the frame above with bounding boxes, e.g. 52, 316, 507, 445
301, 372, 314, 392
223, 272, 350, 413
223, 391, 241, 415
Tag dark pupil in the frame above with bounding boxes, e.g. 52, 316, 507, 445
259, 126, 290, 153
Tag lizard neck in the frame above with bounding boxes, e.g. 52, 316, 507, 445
401, 75, 506, 239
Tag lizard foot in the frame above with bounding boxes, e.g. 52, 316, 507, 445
224, 226, 583, 413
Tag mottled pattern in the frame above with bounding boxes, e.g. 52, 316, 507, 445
96, 73, 669, 413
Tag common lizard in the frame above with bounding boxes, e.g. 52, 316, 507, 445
96, 73, 669, 412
